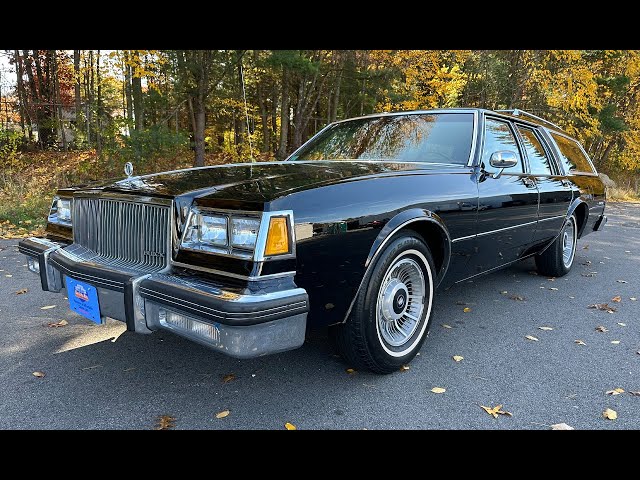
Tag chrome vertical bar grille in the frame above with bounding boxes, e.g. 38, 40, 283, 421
71, 197, 169, 272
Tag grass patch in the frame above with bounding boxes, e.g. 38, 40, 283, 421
607, 185, 640, 202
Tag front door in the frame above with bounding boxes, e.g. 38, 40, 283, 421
472, 117, 540, 275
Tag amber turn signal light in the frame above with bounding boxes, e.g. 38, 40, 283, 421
264, 217, 290, 256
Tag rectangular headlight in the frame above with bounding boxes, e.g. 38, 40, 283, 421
200, 215, 227, 246
182, 212, 227, 252
48, 196, 72, 225
231, 217, 260, 249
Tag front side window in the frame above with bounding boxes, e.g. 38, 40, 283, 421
481, 118, 523, 174
551, 133, 595, 174
289, 113, 474, 165
517, 126, 554, 175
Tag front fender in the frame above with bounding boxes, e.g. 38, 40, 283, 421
365, 208, 451, 268
342, 208, 452, 323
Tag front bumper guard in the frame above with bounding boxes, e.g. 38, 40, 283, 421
19, 237, 308, 358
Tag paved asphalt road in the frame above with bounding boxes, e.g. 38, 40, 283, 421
0, 203, 638, 430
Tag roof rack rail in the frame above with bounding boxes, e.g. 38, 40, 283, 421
496, 109, 563, 131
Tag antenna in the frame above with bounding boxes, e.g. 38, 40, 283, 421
239, 61, 254, 162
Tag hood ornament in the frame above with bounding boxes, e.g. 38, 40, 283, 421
124, 162, 134, 178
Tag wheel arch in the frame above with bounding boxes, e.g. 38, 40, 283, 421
570, 200, 589, 238
537, 198, 589, 257
342, 208, 451, 323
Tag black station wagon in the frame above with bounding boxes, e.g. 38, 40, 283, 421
20, 108, 607, 373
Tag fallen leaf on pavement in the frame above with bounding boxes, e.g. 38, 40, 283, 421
215, 410, 230, 419
611, 296, 622, 303
595, 326, 608, 332
441, 324, 453, 329
156, 415, 176, 430
551, 423, 574, 430
583, 245, 589, 250
399, 365, 410, 372
581, 272, 597, 277
617, 323, 626, 327
480, 404, 512, 418
575, 340, 586, 345
463, 307, 471, 313
222, 373, 235, 383
284, 422, 297, 430
616, 280, 627, 284
32, 371, 45, 378
509, 294, 525, 301
525, 335, 539, 341
47, 319, 68, 328
629, 391, 640, 397
630, 297, 637, 301
430, 387, 446, 394
346, 368, 356, 374
40, 305, 56, 310
611, 340, 620, 344
452, 355, 464, 362
581, 260, 592, 266
538, 326, 554, 331
602, 408, 617, 420
606, 388, 624, 395
15, 288, 27, 295
500, 291, 508, 294
589, 303, 617, 313
549, 287, 559, 291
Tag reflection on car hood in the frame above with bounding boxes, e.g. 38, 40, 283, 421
81, 161, 464, 202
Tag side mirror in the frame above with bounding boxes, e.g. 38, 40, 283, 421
489, 151, 518, 179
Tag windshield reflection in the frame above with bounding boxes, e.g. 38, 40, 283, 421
290, 113, 473, 165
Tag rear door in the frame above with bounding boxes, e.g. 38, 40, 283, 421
515, 124, 572, 245
473, 116, 539, 274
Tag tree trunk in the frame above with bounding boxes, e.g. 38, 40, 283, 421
132, 74, 144, 131
73, 50, 82, 134
53, 51, 67, 151
14, 51, 29, 138
276, 67, 290, 160
96, 50, 102, 156
330, 67, 342, 122
192, 96, 206, 167
123, 52, 133, 125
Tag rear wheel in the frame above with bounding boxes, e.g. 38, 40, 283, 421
332, 233, 435, 374
535, 214, 578, 277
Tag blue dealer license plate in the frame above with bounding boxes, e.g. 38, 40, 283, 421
66, 277, 102, 324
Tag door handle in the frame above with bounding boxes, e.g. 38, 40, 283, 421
522, 177, 536, 188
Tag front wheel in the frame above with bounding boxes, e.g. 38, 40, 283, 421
332, 233, 435, 374
535, 214, 578, 277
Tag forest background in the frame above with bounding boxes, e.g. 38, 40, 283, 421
1, 50, 638, 237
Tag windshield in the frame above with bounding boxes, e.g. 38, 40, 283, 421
289, 113, 474, 164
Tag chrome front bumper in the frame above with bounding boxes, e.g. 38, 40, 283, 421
19, 237, 309, 358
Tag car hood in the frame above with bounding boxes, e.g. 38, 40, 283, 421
76, 161, 464, 208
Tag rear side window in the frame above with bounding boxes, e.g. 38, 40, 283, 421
517, 126, 555, 175
551, 133, 595, 174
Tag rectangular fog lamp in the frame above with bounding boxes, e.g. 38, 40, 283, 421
159, 309, 220, 344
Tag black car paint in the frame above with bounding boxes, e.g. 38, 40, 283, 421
45, 109, 606, 329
